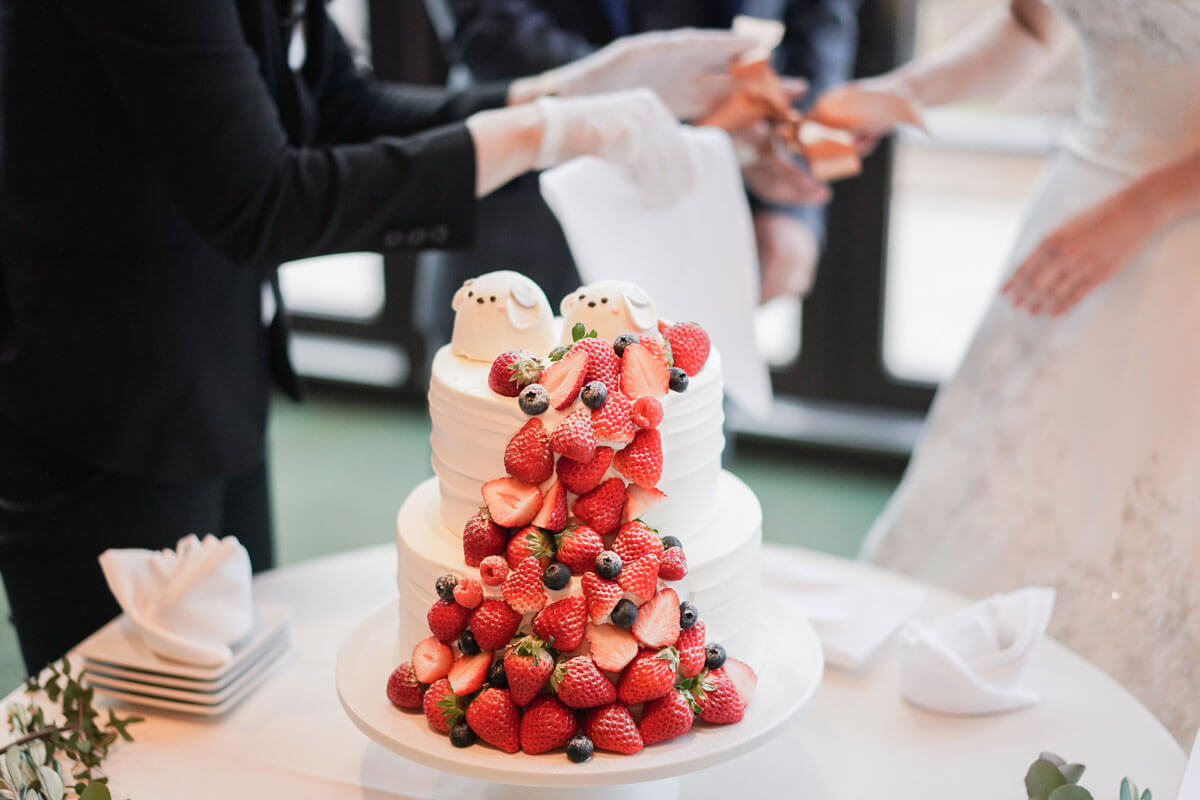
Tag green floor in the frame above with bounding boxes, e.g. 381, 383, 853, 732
0, 393, 901, 689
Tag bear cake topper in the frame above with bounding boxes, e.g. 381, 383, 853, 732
450, 271, 557, 362
559, 280, 658, 344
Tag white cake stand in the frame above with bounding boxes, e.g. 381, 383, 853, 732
336, 599, 824, 800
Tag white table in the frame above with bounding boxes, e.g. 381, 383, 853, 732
32, 544, 1186, 799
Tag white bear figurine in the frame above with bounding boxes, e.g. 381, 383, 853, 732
560, 280, 658, 343
450, 271, 557, 362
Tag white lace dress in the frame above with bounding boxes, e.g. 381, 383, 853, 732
861, 0, 1200, 743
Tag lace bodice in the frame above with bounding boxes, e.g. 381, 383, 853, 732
1048, 0, 1200, 171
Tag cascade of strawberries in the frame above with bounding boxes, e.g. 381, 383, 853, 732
386, 320, 758, 761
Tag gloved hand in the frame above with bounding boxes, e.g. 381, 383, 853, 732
521, 29, 757, 120
535, 89, 694, 205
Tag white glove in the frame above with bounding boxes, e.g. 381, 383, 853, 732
534, 89, 694, 206
533, 29, 757, 120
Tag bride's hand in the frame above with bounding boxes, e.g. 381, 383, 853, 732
1002, 188, 1157, 316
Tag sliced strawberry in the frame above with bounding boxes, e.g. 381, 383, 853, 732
638, 334, 672, 368
572, 477, 626, 536
556, 446, 614, 496
582, 703, 643, 754
519, 695, 578, 755
386, 662, 423, 709
555, 524, 605, 575
422, 678, 464, 733
723, 657, 758, 704
664, 322, 710, 377
658, 546, 688, 581
612, 520, 661, 565
427, 598, 471, 643
586, 623, 639, 673
502, 556, 548, 614
531, 479, 568, 532
550, 407, 596, 462
614, 428, 663, 489
631, 395, 664, 429
532, 595, 588, 652
504, 419, 553, 485
482, 477, 543, 528
572, 337, 621, 393
675, 620, 706, 678
551, 656, 617, 709
617, 646, 679, 705
631, 587, 680, 647
448, 651, 493, 696
620, 343, 669, 399
624, 485, 667, 522
468, 599, 523, 651
581, 571, 624, 624
540, 348, 588, 410
618, 550, 661, 603
411, 636, 454, 683
591, 392, 636, 444
506, 526, 553, 568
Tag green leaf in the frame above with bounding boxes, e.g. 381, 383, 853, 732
571, 322, 586, 342
1120, 778, 1134, 800
1040, 752, 1067, 767
1047, 786, 1092, 800
1141, 789, 1152, 800
1059, 764, 1086, 784
1026, 759, 1068, 800
79, 782, 113, 800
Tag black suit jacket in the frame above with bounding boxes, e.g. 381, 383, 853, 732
0, 0, 507, 478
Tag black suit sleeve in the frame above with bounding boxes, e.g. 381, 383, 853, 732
52, 0, 491, 266
449, 0, 598, 79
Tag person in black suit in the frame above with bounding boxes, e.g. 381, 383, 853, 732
415, 0, 862, 356
0, 0, 753, 671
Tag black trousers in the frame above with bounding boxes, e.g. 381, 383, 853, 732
0, 420, 276, 673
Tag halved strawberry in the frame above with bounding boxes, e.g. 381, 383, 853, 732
620, 343, 669, 399
468, 599, 523, 651
638, 334, 672, 367
664, 322, 710, 377
614, 428, 662, 489
624, 485, 667, 522
572, 337, 621, 392
572, 477, 626, 536
612, 520, 661, 565
482, 477, 543, 528
675, 620, 706, 678
532, 596, 587, 652
412, 636, 454, 683
631, 587, 680, 647
531, 479, 568, 532
540, 348, 588, 410
519, 695, 578, 754
617, 646, 679, 705
556, 446, 614, 495
506, 526, 553, 568
555, 524, 605, 575
581, 571, 624, 624
448, 651, 493, 696
659, 546, 688, 581
422, 678, 464, 733
582, 703, 642, 754
586, 623, 639, 673
591, 392, 636, 444
551, 656, 617, 709
550, 407, 596, 463
631, 395, 664, 429
502, 556, 548, 614
723, 657, 758, 705
617, 551, 661, 603
504, 419, 553, 485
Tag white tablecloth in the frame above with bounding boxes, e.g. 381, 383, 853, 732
13, 544, 1185, 799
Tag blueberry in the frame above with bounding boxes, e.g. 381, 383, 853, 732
457, 629, 480, 655
581, 380, 608, 409
668, 367, 689, 392
519, 384, 550, 415
611, 598, 638, 628
679, 601, 699, 629
487, 659, 508, 689
612, 333, 639, 357
594, 550, 622, 580
704, 643, 726, 671
450, 721, 476, 748
566, 733, 594, 763
542, 562, 571, 591
661, 535, 682, 550
435, 573, 459, 602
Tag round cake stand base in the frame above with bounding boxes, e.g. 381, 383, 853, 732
336, 599, 823, 798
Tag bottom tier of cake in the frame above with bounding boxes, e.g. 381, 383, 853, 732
395, 472, 765, 667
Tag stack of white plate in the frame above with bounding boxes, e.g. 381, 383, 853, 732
76, 603, 292, 715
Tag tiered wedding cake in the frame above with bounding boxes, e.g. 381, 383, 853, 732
387, 270, 762, 759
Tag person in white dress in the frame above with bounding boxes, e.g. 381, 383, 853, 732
853, 0, 1200, 743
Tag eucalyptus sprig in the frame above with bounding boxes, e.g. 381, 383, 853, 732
1025, 752, 1151, 800
0, 656, 143, 800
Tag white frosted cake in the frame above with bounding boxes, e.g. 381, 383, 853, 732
387, 271, 762, 759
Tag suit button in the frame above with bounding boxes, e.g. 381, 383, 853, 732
383, 230, 406, 249
429, 224, 449, 245
406, 229, 427, 247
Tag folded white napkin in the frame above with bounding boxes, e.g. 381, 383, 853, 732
761, 548, 927, 669
898, 586, 1055, 715
98, 534, 255, 668
540, 125, 773, 418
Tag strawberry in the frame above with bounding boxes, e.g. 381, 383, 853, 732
462, 509, 506, 568
555, 524, 604, 575
581, 703, 643, 755
630, 396, 663, 429
506, 526, 553, 569
675, 620, 706, 678
696, 667, 746, 724
581, 571, 624, 624
452, 577, 484, 609
617, 551, 661, 603
550, 407, 596, 462
427, 598, 472, 643
590, 392, 636, 444
571, 337, 621, 393
519, 695, 578, 755
504, 634, 555, 706
658, 546, 688, 581
624, 486, 667, 522
638, 334, 672, 368
468, 600, 523, 651
532, 595, 587, 652
385, 662, 423, 709
540, 348, 588, 410
639, 688, 697, 745
631, 587, 680, 647
504, 419, 553, 485
617, 647, 679, 705
723, 657, 758, 705
612, 520, 661, 565
664, 322, 710, 377
556, 446, 614, 496
422, 678, 464, 733
531, 479, 568, 532
465, 688, 520, 753
502, 556, 548, 614
552, 656, 617, 709
572, 477, 626, 535
620, 343, 669, 399
614, 428, 662, 489
482, 477, 543, 528
478, 555, 509, 587
412, 636, 454, 683
586, 623, 639, 673
488, 349, 542, 397
448, 651, 492, 696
